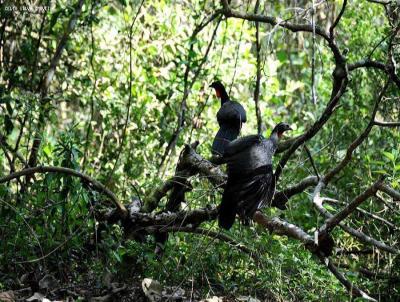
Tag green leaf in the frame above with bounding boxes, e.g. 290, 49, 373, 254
383, 151, 395, 161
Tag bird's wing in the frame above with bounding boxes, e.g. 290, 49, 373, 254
232, 102, 247, 123
223, 135, 263, 157
217, 101, 247, 124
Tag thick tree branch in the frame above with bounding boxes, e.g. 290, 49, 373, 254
348, 59, 387, 71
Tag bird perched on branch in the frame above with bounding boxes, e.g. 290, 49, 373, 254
218, 122, 292, 230
210, 81, 247, 156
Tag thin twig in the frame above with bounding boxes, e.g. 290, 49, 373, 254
253, 0, 263, 134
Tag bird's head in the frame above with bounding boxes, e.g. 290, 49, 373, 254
271, 122, 292, 139
210, 80, 229, 102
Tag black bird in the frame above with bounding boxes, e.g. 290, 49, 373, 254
210, 81, 247, 156
218, 122, 292, 230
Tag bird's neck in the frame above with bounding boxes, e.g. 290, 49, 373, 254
219, 89, 230, 105
269, 131, 280, 147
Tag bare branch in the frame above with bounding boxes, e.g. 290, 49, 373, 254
220, 0, 344, 61
348, 59, 387, 71
312, 182, 398, 253
271, 175, 318, 208
338, 262, 400, 282
336, 248, 374, 256
366, 0, 391, 5
373, 120, 400, 127
319, 178, 384, 233
378, 183, 400, 201
325, 199, 397, 230
253, 211, 315, 247
253, 211, 376, 300
329, 0, 348, 38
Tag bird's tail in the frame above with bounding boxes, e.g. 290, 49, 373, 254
212, 126, 239, 156
218, 189, 237, 230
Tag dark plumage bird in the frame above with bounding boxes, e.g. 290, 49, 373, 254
218, 122, 292, 230
210, 81, 247, 156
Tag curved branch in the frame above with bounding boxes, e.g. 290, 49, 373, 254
348, 59, 400, 89
378, 184, 400, 201
329, 0, 348, 38
271, 175, 318, 208
220, 0, 344, 61
0, 166, 128, 217
348, 59, 386, 71
373, 120, 400, 127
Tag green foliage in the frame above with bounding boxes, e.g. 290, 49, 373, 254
0, 0, 399, 300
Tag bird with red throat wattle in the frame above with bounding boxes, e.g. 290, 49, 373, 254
210, 81, 247, 157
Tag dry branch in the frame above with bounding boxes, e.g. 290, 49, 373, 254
378, 184, 400, 201
312, 182, 398, 254
319, 178, 384, 233
325, 199, 397, 230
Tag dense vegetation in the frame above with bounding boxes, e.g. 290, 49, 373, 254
0, 0, 399, 301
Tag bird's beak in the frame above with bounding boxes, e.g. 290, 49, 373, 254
288, 126, 293, 131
